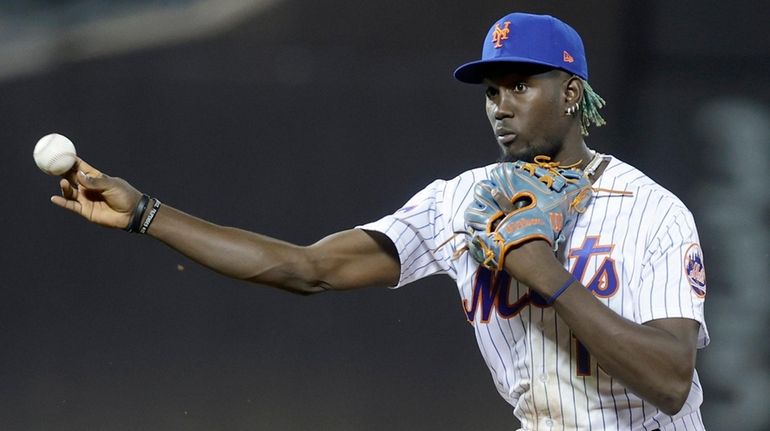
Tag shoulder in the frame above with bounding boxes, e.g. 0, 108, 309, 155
600, 155, 697, 243
600, 155, 691, 212
414, 164, 497, 204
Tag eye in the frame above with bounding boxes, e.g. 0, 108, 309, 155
485, 86, 499, 99
512, 82, 527, 93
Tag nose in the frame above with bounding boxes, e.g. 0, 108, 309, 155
494, 90, 514, 120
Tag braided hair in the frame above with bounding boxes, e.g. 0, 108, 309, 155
578, 79, 606, 136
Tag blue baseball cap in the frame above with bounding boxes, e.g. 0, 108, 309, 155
454, 13, 588, 83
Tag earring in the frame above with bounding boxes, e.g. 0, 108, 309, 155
565, 104, 579, 116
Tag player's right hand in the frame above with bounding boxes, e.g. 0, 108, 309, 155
50, 157, 143, 229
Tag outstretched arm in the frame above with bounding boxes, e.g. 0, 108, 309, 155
51, 158, 400, 294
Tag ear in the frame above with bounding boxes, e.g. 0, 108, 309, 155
563, 75, 584, 106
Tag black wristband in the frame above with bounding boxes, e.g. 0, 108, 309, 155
546, 275, 578, 305
124, 194, 150, 233
139, 198, 161, 234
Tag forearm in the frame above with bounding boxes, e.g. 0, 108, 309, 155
506, 246, 696, 415
53, 164, 397, 292
545, 272, 695, 414
146, 204, 322, 294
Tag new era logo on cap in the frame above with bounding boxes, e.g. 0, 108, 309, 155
454, 13, 589, 83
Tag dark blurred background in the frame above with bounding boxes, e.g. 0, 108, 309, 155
3, 0, 769, 429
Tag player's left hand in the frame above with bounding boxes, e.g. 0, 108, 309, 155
462, 156, 593, 273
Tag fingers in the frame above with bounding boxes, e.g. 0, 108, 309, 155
52, 177, 86, 215
62, 157, 104, 185
74, 157, 101, 176
492, 188, 515, 212
59, 178, 75, 199
77, 170, 111, 192
50, 194, 82, 215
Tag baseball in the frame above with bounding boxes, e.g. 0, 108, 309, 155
33, 133, 77, 175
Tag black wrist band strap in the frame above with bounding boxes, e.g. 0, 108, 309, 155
139, 198, 162, 234
124, 194, 150, 233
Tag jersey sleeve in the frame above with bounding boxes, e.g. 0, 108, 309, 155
357, 179, 452, 288
636, 208, 709, 348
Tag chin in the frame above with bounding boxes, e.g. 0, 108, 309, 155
499, 147, 539, 163
499, 140, 561, 163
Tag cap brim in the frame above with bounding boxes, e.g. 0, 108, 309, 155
453, 57, 566, 84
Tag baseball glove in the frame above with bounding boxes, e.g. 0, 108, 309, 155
462, 156, 593, 271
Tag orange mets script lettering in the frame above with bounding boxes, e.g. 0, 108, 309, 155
492, 21, 511, 48
502, 218, 544, 234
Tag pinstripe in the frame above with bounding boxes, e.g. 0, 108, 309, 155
381, 217, 399, 238
492, 312, 517, 392
639, 399, 650, 431
582, 376, 593, 431
601, 174, 629, 429
485, 323, 511, 390
450, 171, 475, 223
568, 329, 579, 428
515, 281, 535, 415
582, 184, 609, 429
476, 324, 506, 391
629, 389, 642, 431
390, 220, 410, 243
501, 316, 522, 397
633, 191, 654, 272
647, 201, 675, 248
688, 413, 698, 429
356, 157, 707, 430
608, 377, 621, 429
649, 257, 657, 319
651, 407, 662, 429
401, 256, 441, 281
528, 303, 539, 425
400, 243, 437, 270
691, 378, 701, 392
553, 313, 565, 426
653, 236, 671, 317
669, 226, 685, 318
539, 308, 554, 423
595, 364, 606, 430
680, 397, 697, 429
603, 177, 624, 310
673, 217, 695, 315
594, 178, 612, 310
619, 180, 643, 310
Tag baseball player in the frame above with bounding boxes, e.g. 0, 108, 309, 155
50, 12, 707, 430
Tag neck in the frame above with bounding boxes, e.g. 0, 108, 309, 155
554, 138, 594, 169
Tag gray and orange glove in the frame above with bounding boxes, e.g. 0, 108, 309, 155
463, 156, 593, 271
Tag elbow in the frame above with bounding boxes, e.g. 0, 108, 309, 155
287, 289, 321, 297
658, 394, 687, 417
289, 283, 329, 296
655, 371, 693, 416
248, 278, 330, 296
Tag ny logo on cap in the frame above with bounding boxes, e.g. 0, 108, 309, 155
492, 21, 511, 48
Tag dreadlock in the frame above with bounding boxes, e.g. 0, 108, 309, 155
578, 79, 606, 136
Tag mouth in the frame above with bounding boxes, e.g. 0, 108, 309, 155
495, 132, 517, 146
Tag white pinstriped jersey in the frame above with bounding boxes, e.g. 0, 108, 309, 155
359, 155, 709, 431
